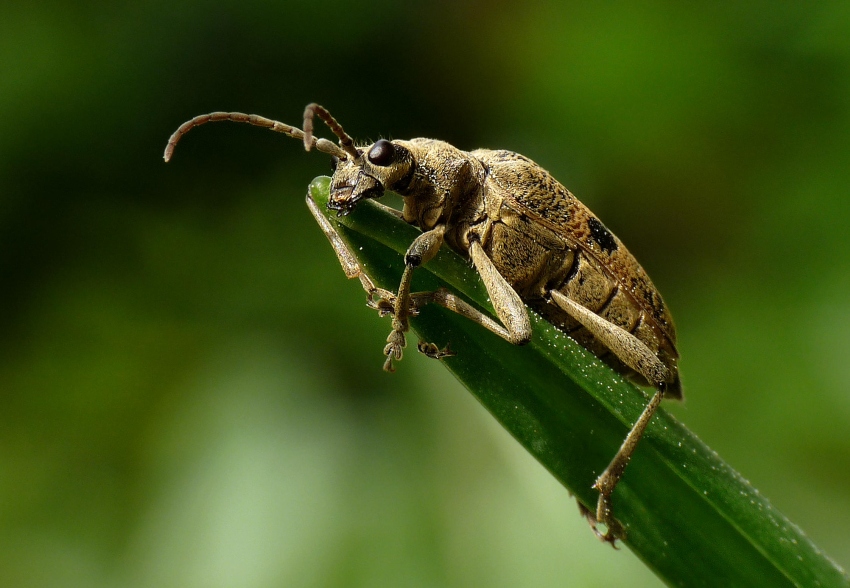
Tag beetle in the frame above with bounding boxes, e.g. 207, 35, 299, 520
164, 104, 681, 544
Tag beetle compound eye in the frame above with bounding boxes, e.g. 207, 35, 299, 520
368, 140, 396, 166
330, 155, 339, 172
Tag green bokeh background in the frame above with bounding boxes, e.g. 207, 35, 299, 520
3, 2, 850, 586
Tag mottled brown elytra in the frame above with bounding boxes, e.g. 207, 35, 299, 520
164, 104, 681, 544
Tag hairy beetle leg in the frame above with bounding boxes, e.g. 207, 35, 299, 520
381, 226, 448, 371
380, 238, 537, 371
306, 186, 382, 293
591, 386, 664, 542
551, 290, 669, 543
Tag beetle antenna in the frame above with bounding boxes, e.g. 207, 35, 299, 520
163, 111, 348, 162
303, 103, 359, 159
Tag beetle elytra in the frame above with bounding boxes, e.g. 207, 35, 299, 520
164, 104, 681, 544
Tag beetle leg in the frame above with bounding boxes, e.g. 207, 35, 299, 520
594, 387, 663, 543
550, 290, 668, 543
387, 242, 531, 358
403, 287, 524, 344
385, 240, 531, 361
550, 291, 669, 386
468, 240, 532, 345
382, 225, 447, 372
306, 185, 395, 304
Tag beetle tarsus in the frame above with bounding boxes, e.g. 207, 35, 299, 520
578, 500, 622, 547
383, 330, 406, 372
417, 341, 456, 360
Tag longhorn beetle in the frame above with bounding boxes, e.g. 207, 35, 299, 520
164, 104, 681, 544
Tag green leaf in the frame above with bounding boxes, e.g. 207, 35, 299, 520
309, 176, 849, 587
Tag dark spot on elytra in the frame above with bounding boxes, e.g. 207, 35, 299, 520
588, 217, 618, 254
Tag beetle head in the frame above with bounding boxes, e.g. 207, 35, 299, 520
326, 139, 413, 216
301, 105, 414, 216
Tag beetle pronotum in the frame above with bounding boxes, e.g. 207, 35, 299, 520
164, 104, 681, 544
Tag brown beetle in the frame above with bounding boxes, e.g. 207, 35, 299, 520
164, 104, 681, 544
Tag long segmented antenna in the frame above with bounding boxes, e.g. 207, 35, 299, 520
303, 103, 359, 159
163, 111, 348, 162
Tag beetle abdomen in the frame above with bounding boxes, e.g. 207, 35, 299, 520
474, 149, 681, 397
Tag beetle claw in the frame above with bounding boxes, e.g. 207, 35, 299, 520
577, 500, 622, 548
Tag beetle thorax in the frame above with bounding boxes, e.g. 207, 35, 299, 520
396, 139, 483, 231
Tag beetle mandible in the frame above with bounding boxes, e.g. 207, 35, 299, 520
164, 104, 681, 544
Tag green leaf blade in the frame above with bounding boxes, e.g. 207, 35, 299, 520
309, 176, 850, 587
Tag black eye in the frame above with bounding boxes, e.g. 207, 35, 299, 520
368, 140, 395, 166
330, 155, 339, 172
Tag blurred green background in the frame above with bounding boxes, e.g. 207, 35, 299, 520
2, 1, 850, 586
